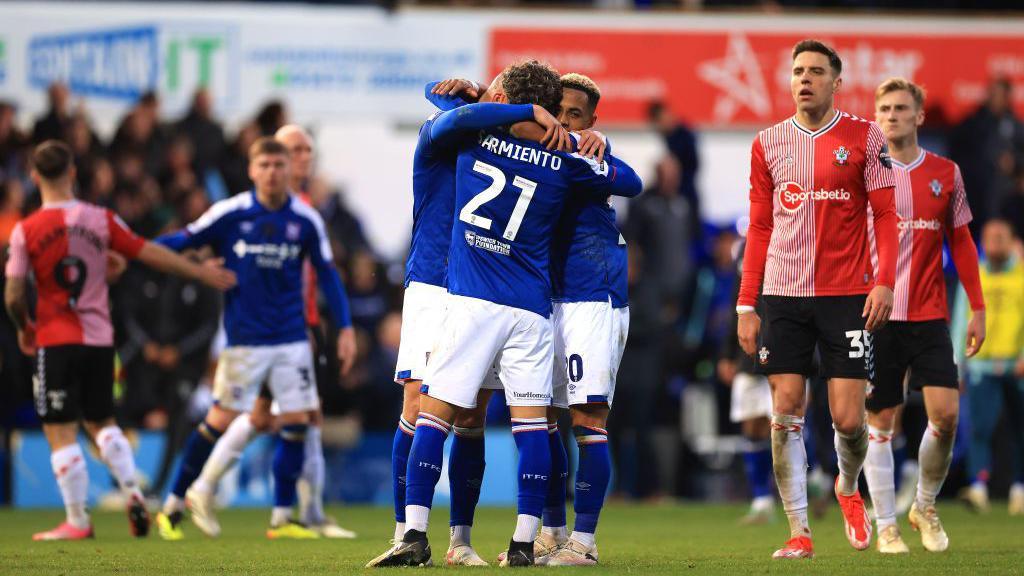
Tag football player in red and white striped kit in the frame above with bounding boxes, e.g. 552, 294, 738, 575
4, 141, 235, 541
862, 78, 986, 554
736, 40, 899, 559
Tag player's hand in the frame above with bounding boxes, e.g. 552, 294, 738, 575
432, 78, 481, 100
197, 260, 237, 291
159, 345, 181, 370
717, 358, 737, 385
532, 105, 571, 152
143, 342, 161, 363
576, 129, 607, 163
965, 309, 986, 358
17, 322, 36, 356
106, 252, 127, 284
737, 312, 761, 357
337, 327, 357, 377
862, 285, 894, 332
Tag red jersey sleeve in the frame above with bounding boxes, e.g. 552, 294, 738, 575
4, 222, 28, 278
106, 211, 146, 258
738, 136, 774, 307
949, 225, 984, 312
949, 164, 973, 229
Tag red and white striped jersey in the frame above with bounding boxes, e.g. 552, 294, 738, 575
738, 111, 897, 307
4, 200, 145, 347
882, 149, 972, 321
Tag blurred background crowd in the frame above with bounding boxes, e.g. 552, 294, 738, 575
1, 0, 1024, 510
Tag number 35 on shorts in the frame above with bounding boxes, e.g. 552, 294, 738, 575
845, 330, 872, 359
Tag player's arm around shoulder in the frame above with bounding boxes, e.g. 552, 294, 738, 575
562, 145, 643, 199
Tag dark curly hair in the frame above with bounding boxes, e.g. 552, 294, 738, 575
501, 60, 562, 116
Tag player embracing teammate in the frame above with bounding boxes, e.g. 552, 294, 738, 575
737, 40, 899, 559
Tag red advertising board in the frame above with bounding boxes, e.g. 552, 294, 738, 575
489, 28, 1024, 127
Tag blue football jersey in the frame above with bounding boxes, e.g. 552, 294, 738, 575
157, 191, 351, 347
405, 83, 539, 289
550, 190, 632, 308
446, 130, 642, 317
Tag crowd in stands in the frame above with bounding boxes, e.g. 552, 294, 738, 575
1, 77, 1022, 503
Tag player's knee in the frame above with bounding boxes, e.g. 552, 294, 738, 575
570, 404, 609, 429
249, 410, 273, 432
867, 407, 897, 431
454, 406, 487, 429
931, 411, 958, 436
833, 413, 865, 436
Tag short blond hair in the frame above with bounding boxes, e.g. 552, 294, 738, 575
560, 73, 601, 111
875, 77, 927, 109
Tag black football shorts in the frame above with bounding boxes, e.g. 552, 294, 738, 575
34, 345, 116, 423
758, 295, 872, 380
866, 320, 958, 412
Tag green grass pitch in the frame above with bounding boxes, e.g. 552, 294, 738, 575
1, 503, 1021, 574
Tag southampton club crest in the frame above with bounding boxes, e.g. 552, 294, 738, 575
930, 179, 943, 197
833, 145, 850, 167
758, 346, 770, 365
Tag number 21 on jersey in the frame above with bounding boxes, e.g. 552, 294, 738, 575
460, 160, 537, 242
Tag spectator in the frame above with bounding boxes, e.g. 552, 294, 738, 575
0, 179, 25, 245
64, 113, 103, 194
255, 100, 287, 137
1000, 166, 1024, 241
308, 176, 370, 266
949, 78, 1024, 234
220, 123, 259, 195
31, 82, 71, 144
0, 101, 29, 179
952, 218, 1024, 513
110, 91, 168, 177
648, 100, 701, 227
626, 154, 694, 312
174, 89, 226, 176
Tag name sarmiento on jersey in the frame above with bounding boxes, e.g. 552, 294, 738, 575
479, 134, 563, 170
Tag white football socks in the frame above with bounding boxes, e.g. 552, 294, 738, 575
95, 425, 142, 499
405, 505, 430, 534
298, 425, 326, 525
865, 425, 896, 527
916, 420, 955, 509
192, 414, 256, 495
450, 524, 472, 547
512, 513, 541, 543
835, 425, 868, 496
771, 414, 810, 539
51, 444, 90, 529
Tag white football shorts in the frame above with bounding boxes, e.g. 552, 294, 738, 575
423, 294, 551, 408
213, 340, 319, 414
551, 300, 629, 409
729, 371, 773, 422
395, 281, 448, 383
395, 282, 502, 390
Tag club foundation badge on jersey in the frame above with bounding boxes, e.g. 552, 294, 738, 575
833, 145, 850, 167
758, 346, 770, 365
930, 179, 943, 197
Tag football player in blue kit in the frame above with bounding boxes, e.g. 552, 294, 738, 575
371, 60, 642, 568
540, 72, 638, 566
154, 137, 354, 540
368, 76, 572, 567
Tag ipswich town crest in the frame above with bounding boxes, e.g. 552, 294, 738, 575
833, 145, 850, 166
